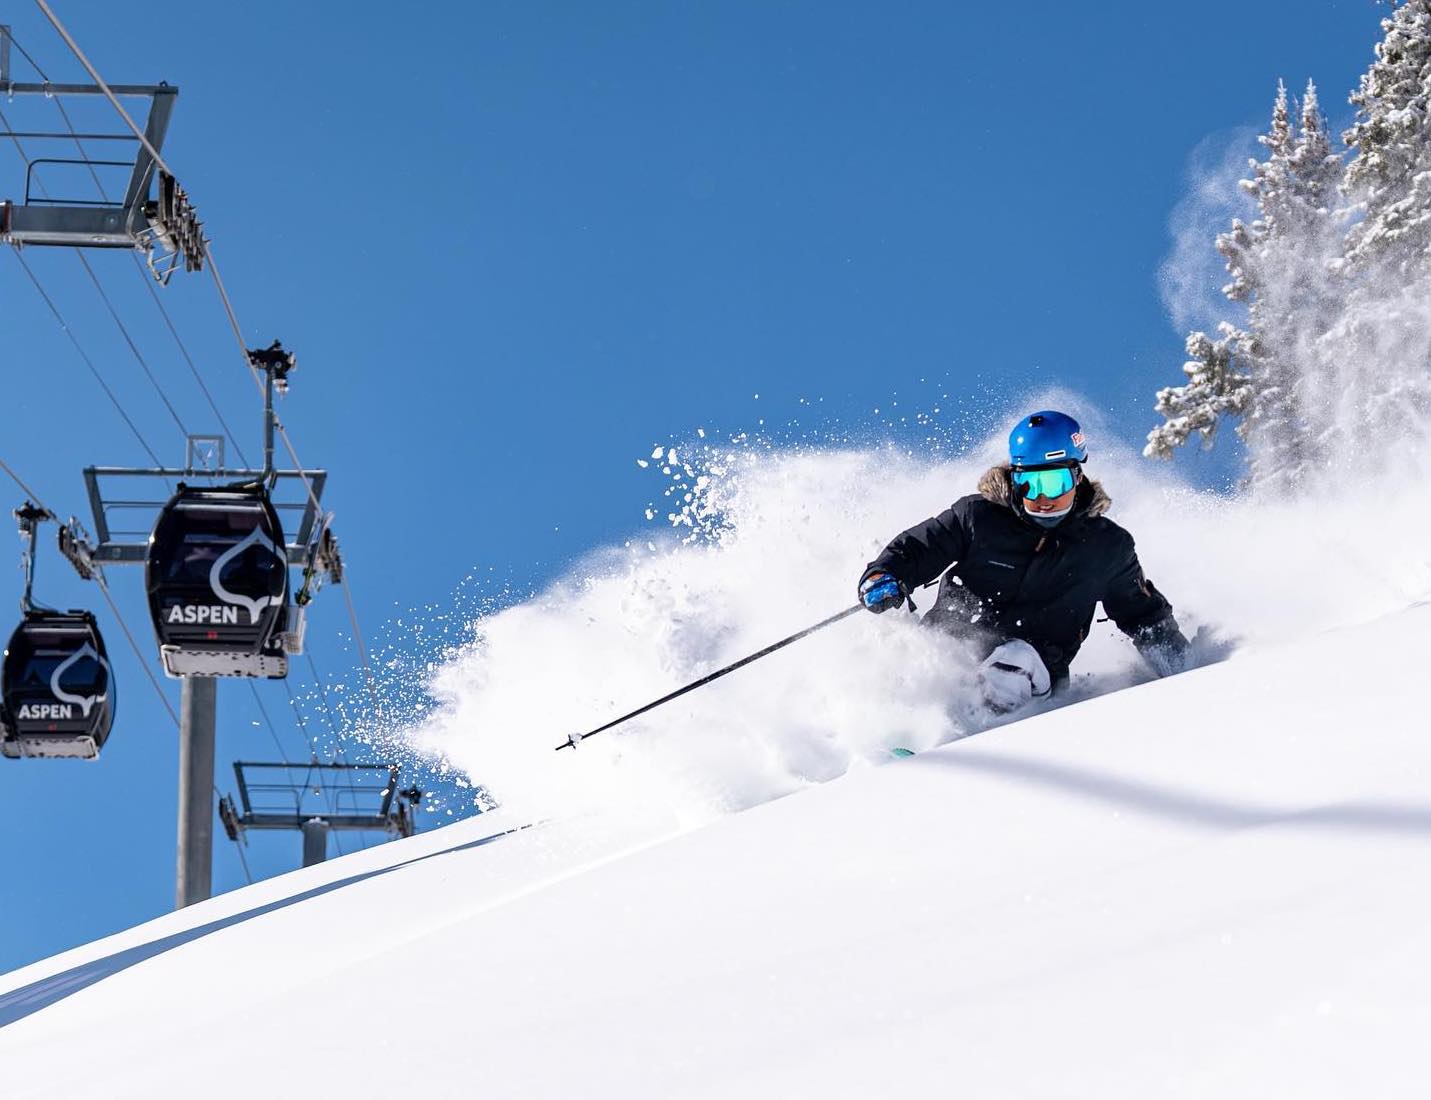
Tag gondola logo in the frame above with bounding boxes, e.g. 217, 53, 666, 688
33, 642, 110, 719
167, 604, 241, 625
208, 526, 285, 625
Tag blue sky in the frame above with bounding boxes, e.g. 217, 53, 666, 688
0, 0, 1389, 971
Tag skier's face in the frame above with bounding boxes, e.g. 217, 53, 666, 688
1024, 484, 1077, 514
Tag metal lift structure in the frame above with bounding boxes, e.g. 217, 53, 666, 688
220, 761, 421, 868
78, 347, 342, 906
0, 24, 203, 279
2, 15, 394, 909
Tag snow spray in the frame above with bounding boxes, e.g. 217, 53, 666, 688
388, 391, 1431, 833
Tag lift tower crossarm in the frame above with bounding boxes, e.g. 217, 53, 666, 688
81, 465, 328, 565
2, 81, 175, 96
219, 761, 420, 868
0, 25, 185, 260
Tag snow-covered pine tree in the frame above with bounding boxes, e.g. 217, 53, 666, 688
1240, 80, 1344, 487
1342, 0, 1431, 276
1145, 325, 1254, 458
1147, 80, 1343, 489
1314, 0, 1431, 471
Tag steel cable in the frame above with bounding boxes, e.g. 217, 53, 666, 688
33, 0, 387, 737
10, 249, 168, 470
47, 92, 252, 467
0, 454, 253, 886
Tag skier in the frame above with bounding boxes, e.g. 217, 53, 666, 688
858, 411, 1189, 712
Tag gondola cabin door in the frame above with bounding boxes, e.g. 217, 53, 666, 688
146, 487, 294, 678
0, 612, 114, 759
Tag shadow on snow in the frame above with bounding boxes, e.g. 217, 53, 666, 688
0, 823, 531, 1031
917, 750, 1431, 835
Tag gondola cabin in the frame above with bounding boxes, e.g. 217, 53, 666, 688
0, 611, 114, 759
145, 485, 303, 678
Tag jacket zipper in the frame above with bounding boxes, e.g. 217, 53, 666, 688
1003, 534, 1049, 611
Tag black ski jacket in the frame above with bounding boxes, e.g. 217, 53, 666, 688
862, 466, 1184, 682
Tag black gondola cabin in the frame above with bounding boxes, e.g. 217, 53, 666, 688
145, 485, 301, 678
0, 611, 114, 759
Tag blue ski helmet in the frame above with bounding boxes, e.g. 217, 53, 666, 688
1008, 411, 1087, 469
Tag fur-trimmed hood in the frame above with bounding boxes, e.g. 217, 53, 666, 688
977, 464, 1111, 519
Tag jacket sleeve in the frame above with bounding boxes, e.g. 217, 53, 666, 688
1102, 530, 1188, 674
863, 502, 970, 591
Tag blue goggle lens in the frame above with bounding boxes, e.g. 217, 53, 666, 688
1012, 467, 1076, 501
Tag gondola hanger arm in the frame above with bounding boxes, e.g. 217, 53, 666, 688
13, 501, 56, 615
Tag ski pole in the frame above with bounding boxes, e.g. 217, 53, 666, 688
555, 604, 863, 751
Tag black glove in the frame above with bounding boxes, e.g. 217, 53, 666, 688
1134, 617, 1189, 677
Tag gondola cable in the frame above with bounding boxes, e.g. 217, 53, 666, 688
130, 264, 251, 469
6, 20, 415, 888
0, 456, 47, 511
246, 681, 293, 765
0, 467, 174, 723
44, 83, 251, 466
301, 650, 355, 769
281, 675, 320, 758
73, 251, 191, 439
210, 254, 382, 717
303, 650, 343, 744
8, 249, 169, 472
7, 34, 350, 880
9, 49, 345, 767
276, 675, 350, 855
295, 652, 364, 852
36, 0, 385, 722
231, 830, 255, 885
0, 100, 191, 453
3, 24, 49, 75
248, 680, 349, 854
92, 573, 175, 725
0, 455, 252, 882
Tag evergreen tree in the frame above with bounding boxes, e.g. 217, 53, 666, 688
1342, 0, 1431, 276
1145, 325, 1254, 458
1314, 0, 1431, 472
1147, 81, 1344, 489
1241, 81, 1344, 487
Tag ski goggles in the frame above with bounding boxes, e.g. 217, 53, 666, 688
1011, 465, 1078, 501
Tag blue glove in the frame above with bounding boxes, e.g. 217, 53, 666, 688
859, 571, 905, 614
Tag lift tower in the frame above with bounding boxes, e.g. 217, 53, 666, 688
4, 24, 348, 906
81, 349, 340, 907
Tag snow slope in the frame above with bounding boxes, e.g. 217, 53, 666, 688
4, 602, 1430, 1098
